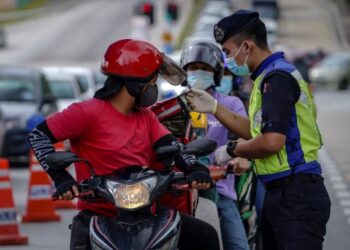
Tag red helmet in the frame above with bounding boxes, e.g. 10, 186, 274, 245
101, 39, 163, 82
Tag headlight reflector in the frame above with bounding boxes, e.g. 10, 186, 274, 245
107, 177, 157, 210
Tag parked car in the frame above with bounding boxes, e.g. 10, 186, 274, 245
261, 18, 278, 47
309, 52, 350, 90
0, 27, 6, 48
252, 0, 280, 20
93, 70, 107, 89
0, 108, 5, 156
42, 67, 96, 99
43, 73, 82, 111
0, 65, 57, 164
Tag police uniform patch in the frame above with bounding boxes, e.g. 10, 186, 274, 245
214, 25, 225, 43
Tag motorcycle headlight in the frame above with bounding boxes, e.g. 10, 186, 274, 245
107, 177, 157, 210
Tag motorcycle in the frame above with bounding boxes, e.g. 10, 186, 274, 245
49, 138, 232, 250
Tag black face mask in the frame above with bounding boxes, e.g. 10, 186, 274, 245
137, 84, 158, 107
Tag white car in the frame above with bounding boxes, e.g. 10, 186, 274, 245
261, 18, 279, 47
309, 52, 350, 90
43, 73, 82, 111
42, 67, 96, 99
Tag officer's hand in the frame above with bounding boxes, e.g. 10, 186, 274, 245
185, 88, 218, 114
188, 163, 212, 190
228, 157, 250, 176
214, 145, 233, 166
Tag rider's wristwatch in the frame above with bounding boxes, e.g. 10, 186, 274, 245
226, 140, 238, 158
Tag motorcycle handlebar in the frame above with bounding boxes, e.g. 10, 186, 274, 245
52, 189, 94, 201
51, 165, 232, 200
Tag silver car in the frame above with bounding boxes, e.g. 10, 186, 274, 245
309, 52, 350, 90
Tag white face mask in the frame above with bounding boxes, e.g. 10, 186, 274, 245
186, 70, 215, 90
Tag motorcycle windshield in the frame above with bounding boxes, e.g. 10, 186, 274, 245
159, 54, 187, 86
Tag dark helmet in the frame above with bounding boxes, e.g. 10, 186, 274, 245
180, 41, 224, 86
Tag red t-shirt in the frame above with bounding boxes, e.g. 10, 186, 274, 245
47, 98, 170, 216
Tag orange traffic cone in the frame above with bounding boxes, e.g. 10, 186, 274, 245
0, 158, 28, 245
22, 150, 60, 222
53, 142, 76, 209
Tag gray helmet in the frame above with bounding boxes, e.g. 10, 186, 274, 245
180, 41, 224, 86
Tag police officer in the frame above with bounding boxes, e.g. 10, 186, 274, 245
185, 10, 331, 250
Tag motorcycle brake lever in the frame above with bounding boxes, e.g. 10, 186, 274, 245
171, 182, 189, 190
52, 190, 95, 201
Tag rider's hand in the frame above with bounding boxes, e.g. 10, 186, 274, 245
185, 89, 218, 114
227, 157, 250, 176
54, 171, 79, 200
214, 145, 233, 166
188, 163, 212, 190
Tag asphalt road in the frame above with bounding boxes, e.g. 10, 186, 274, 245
0, 0, 135, 68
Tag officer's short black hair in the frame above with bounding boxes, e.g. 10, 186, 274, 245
214, 9, 269, 49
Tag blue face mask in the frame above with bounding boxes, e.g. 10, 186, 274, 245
186, 70, 214, 90
226, 43, 250, 76
216, 75, 233, 95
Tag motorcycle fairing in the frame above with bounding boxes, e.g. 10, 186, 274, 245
89, 207, 181, 250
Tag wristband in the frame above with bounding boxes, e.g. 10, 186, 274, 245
226, 140, 238, 158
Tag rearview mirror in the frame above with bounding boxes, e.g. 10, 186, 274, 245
183, 138, 217, 156
45, 152, 80, 171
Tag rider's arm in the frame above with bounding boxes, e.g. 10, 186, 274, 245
232, 72, 301, 159
28, 102, 89, 181
28, 121, 76, 188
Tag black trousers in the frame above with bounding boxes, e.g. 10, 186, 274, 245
262, 175, 331, 250
69, 210, 220, 250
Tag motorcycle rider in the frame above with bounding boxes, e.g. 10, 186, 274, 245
28, 39, 219, 250
180, 40, 250, 250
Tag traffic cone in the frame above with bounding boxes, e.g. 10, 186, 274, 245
22, 150, 61, 222
0, 158, 28, 245
53, 142, 76, 209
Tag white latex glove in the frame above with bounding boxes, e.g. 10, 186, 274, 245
214, 145, 233, 166
185, 88, 218, 114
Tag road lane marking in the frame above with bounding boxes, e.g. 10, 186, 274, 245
336, 191, 350, 198
344, 209, 350, 216
319, 148, 350, 225
340, 200, 350, 207
333, 183, 347, 190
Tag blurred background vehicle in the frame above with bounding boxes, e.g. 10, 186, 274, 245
93, 70, 107, 89
261, 17, 278, 47
0, 26, 6, 48
42, 72, 82, 111
0, 108, 5, 156
42, 66, 97, 99
309, 52, 350, 90
0, 65, 57, 165
251, 0, 280, 20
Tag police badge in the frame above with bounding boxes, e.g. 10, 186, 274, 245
214, 25, 225, 43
